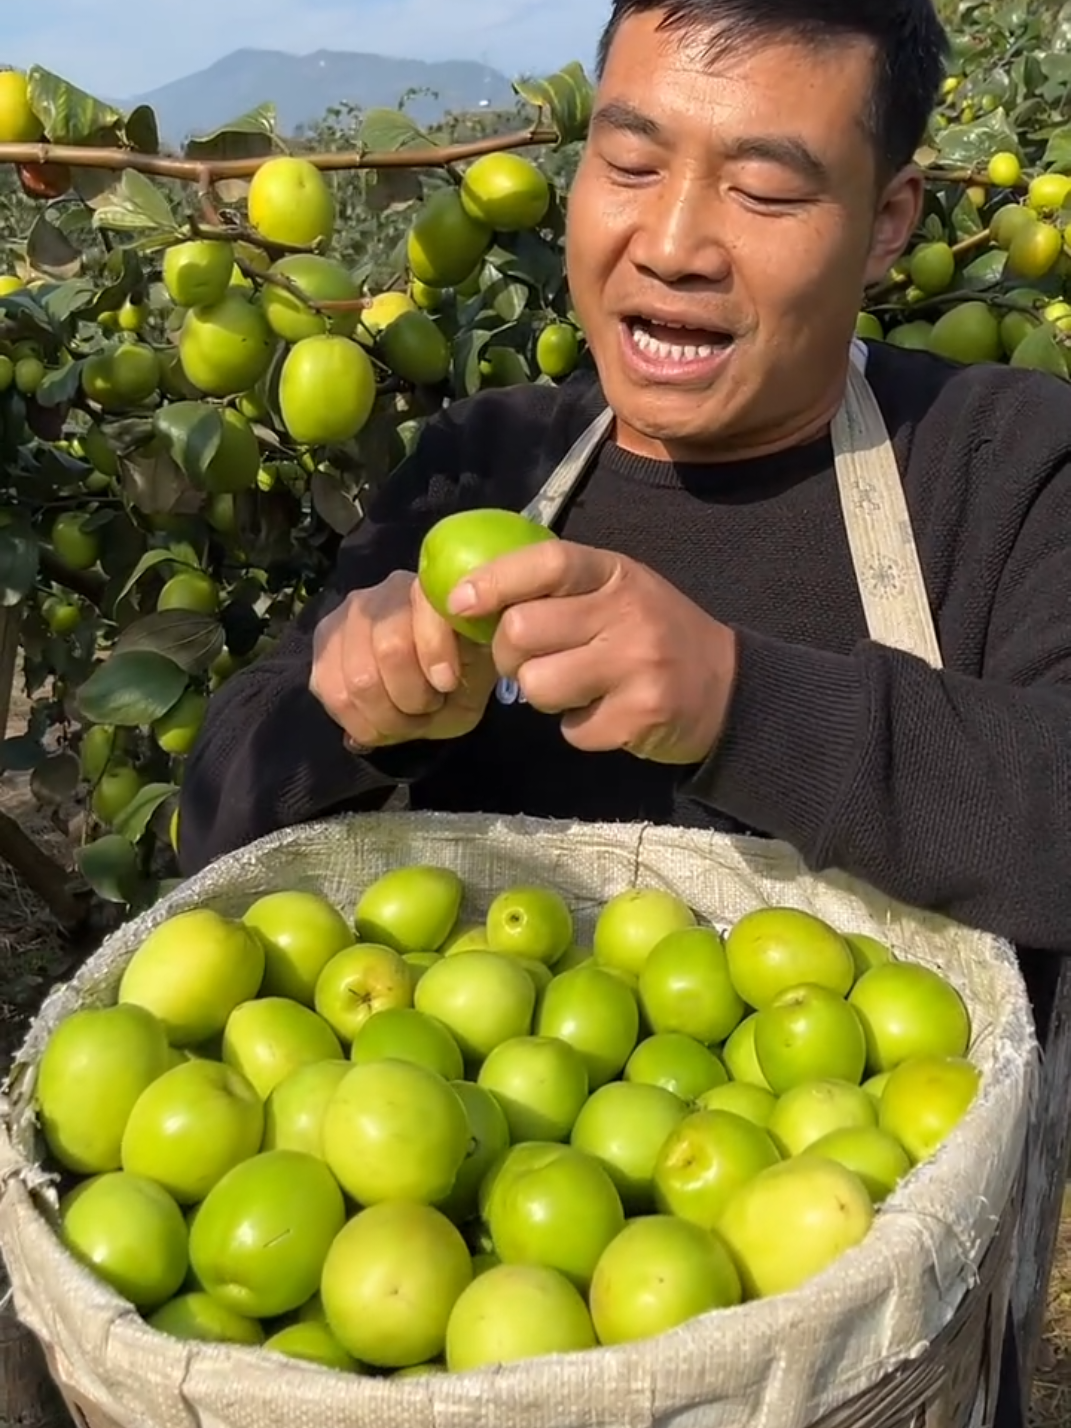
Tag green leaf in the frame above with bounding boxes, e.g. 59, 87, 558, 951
76, 650, 188, 727
26, 66, 122, 144
35, 360, 84, 409
0, 527, 39, 606
93, 170, 181, 235
151, 401, 225, 485
114, 546, 198, 605
40, 279, 99, 324
113, 611, 224, 674
184, 105, 279, 162
933, 107, 1019, 166
75, 833, 140, 904
1043, 124, 1071, 170
359, 108, 435, 153
514, 62, 594, 146
25, 214, 82, 282
121, 105, 160, 154
452, 328, 493, 397
1, 734, 46, 774
960, 248, 1009, 288
483, 271, 531, 322
113, 782, 178, 844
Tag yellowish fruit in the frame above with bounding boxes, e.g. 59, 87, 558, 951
278, 336, 377, 445
179, 293, 275, 398
0, 72, 44, 143
260, 254, 361, 342
908, 242, 955, 295
163, 240, 235, 309
247, 158, 335, 249
966, 185, 987, 209
359, 291, 417, 345
460, 153, 551, 232
0, 275, 23, 296
157, 570, 219, 615
410, 278, 443, 310
986, 151, 1021, 188
201, 408, 261, 494
82, 422, 119, 476
153, 689, 209, 756
118, 300, 145, 333
989, 202, 1036, 250
169, 807, 180, 855
1008, 220, 1063, 279
377, 310, 451, 385
1027, 172, 1071, 213
407, 190, 493, 288
82, 344, 161, 409
14, 356, 44, 394
928, 301, 1002, 364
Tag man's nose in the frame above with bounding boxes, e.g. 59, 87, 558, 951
626, 175, 733, 286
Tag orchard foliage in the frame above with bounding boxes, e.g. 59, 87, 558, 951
1, 0, 1071, 921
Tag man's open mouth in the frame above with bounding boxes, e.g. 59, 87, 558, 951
621, 317, 735, 379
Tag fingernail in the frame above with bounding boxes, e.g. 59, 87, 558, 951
448, 581, 477, 614
428, 663, 457, 693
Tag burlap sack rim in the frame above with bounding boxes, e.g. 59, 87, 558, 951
0, 814, 1038, 1428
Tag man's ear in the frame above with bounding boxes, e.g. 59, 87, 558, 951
865, 166, 925, 284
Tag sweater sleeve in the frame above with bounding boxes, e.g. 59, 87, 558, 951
686, 461, 1071, 953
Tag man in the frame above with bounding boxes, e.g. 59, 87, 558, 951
180, 0, 1068, 1410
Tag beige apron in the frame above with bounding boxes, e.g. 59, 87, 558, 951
520, 340, 943, 668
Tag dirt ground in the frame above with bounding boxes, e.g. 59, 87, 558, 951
0, 686, 1069, 1422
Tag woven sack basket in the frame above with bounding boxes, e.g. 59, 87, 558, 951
0, 811, 1037, 1428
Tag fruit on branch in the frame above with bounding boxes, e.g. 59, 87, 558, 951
247, 157, 336, 249
50, 511, 100, 570
278, 334, 377, 445
17, 161, 72, 200
178, 292, 275, 397
163, 240, 234, 309
260, 254, 361, 342
81, 344, 161, 410
359, 291, 417, 341
0, 70, 44, 143
377, 310, 451, 386
407, 189, 493, 288
536, 323, 581, 379
460, 153, 551, 233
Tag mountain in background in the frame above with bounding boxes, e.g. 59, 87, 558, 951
121, 48, 519, 144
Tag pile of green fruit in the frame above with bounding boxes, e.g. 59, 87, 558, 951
32, 866, 981, 1374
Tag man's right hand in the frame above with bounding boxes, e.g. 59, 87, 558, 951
309, 571, 498, 749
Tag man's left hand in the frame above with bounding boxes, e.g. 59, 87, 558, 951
448, 539, 738, 763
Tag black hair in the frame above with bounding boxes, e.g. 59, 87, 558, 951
595, 0, 950, 174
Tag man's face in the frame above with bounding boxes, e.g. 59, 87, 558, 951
565, 11, 922, 460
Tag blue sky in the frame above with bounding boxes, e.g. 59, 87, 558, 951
4, 0, 609, 98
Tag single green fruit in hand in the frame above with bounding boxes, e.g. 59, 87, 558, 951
445, 1264, 596, 1371
638, 925, 745, 1043
848, 962, 970, 1073
119, 909, 265, 1045
878, 1054, 980, 1163
801, 1126, 911, 1204
189, 1149, 345, 1318
433, 1080, 510, 1223
485, 884, 573, 964
355, 865, 463, 954
321, 1058, 470, 1203
350, 1006, 464, 1081
377, 309, 451, 385
148, 1291, 263, 1344
536, 963, 640, 1088
60, 1171, 188, 1310
594, 888, 697, 979
314, 942, 414, 1041
260, 253, 361, 342
36, 1004, 171, 1175
278, 335, 377, 445
485, 1142, 624, 1290
724, 907, 854, 1008
407, 188, 493, 288
753, 985, 867, 1093
163, 240, 235, 308
623, 1032, 727, 1102
589, 1214, 741, 1345
179, 292, 275, 397
248, 157, 336, 248
121, 1058, 263, 1203
477, 1033, 589, 1141
221, 996, 343, 1099
460, 152, 550, 232
653, 1109, 781, 1228
263, 1058, 351, 1157
242, 890, 354, 1005
717, 1157, 873, 1299
418, 508, 558, 644
263, 1320, 360, 1371
570, 1080, 688, 1212
766, 1078, 877, 1157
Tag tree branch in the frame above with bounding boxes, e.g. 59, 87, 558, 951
0, 126, 560, 182
0, 811, 92, 932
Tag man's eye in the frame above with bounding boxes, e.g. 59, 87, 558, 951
605, 159, 656, 180
736, 189, 802, 208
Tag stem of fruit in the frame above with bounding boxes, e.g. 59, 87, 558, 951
0, 126, 560, 181
921, 165, 1027, 191
231, 255, 371, 315
865, 227, 993, 303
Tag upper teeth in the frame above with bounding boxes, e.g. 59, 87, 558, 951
631, 322, 717, 361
